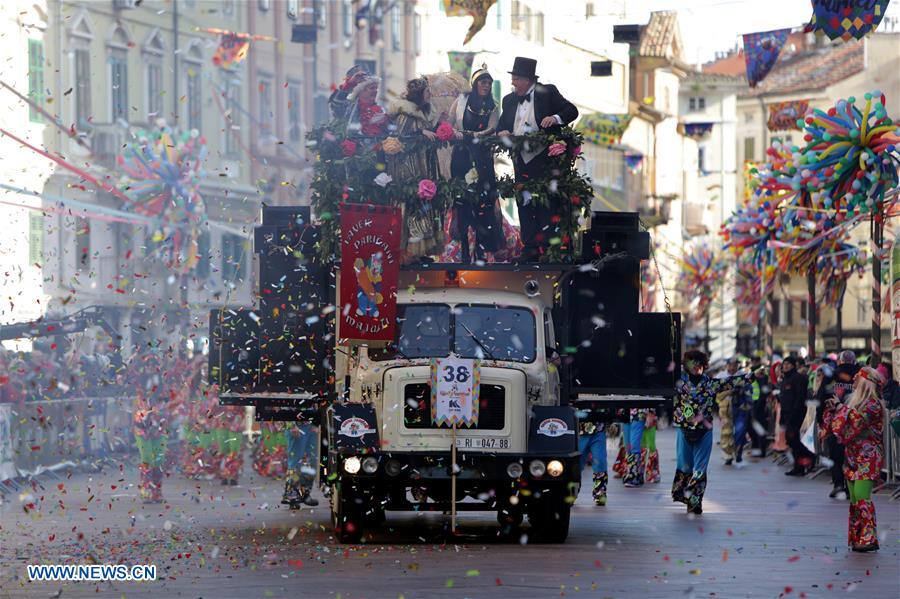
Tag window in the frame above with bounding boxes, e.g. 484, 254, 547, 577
343, 0, 354, 37
258, 74, 273, 137
258, 0, 270, 11
74, 48, 92, 129
317, 0, 327, 28
109, 54, 128, 122
391, 5, 401, 51
185, 64, 202, 130
534, 11, 544, 45
287, 0, 298, 20
287, 81, 302, 142
75, 216, 90, 273
586, 2, 595, 18
775, 299, 793, 326
743, 136, 756, 162
27, 39, 44, 122
857, 297, 868, 323
195, 229, 210, 279
689, 96, 706, 112
698, 147, 706, 172
511, 0, 522, 33
221, 233, 247, 284
222, 0, 235, 18
28, 212, 43, 265
689, 97, 696, 111
698, 97, 706, 110
146, 62, 162, 119
223, 79, 241, 156
414, 14, 422, 55
496, 0, 503, 29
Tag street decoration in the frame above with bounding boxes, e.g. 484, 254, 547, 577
338, 203, 402, 341
447, 51, 477, 78
891, 232, 900, 380
680, 122, 714, 141
578, 113, 632, 146
742, 28, 790, 88
818, 242, 866, 306
442, 0, 498, 45
768, 100, 810, 131
807, 0, 892, 41
197, 27, 276, 70
117, 124, 207, 273
625, 152, 644, 174
430, 356, 480, 427
677, 244, 727, 321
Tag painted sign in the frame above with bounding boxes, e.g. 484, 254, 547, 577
431, 357, 480, 427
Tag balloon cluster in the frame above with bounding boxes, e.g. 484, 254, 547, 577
734, 253, 776, 325
678, 245, 727, 321
816, 242, 867, 306
118, 123, 207, 273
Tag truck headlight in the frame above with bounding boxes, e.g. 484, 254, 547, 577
506, 462, 524, 478
529, 459, 546, 477
385, 459, 402, 477
343, 456, 361, 474
362, 456, 379, 474
546, 460, 564, 478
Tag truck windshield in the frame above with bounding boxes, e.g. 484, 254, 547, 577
369, 303, 536, 363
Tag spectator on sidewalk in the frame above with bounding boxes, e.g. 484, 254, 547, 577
780, 356, 816, 476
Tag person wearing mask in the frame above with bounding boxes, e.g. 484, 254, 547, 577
496, 57, 578, 261
780, 356, 816, 475
447, 65, 503, 263
672, 350, 749, 514
823, 366, 885, 552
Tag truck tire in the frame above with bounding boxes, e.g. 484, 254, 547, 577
331, 482, 365, 543
527, 494, 571, 543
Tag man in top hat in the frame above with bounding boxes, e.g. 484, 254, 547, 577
497, 57, 579, 261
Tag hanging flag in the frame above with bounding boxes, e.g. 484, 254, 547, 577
431, 357, 480, 427
767, 100, 810, 131
742, 28, 790, 87
680, 122, 715, 140
624, 152, 644, 174
212, 33, 251, 69
447, 51, 477, 78
808, 0, 891, 41
339, 203, 402, 341
578, 113, 632, 146
443, 0, 498, 45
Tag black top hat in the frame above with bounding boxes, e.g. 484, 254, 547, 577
508, 56, 538, 80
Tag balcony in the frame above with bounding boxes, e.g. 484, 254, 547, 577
683, 201, 708, 236
639, 194, 675, 228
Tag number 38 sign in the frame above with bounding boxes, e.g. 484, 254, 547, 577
430, 357, 480, 427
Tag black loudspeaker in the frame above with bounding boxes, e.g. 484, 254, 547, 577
255, 205, 334, 394
613, 24, 641, 44
209, 308, 260, 393
291, 23, 317, 43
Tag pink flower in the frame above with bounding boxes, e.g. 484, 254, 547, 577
340, 139, 357, 157
417, 179, 437, 200
435, 121, 455, 142
570, 145, 583, 156
548, 142, 567, 157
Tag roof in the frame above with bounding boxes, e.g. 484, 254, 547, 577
740, 40, 865, 97
638, 11, 682, 60
683, 71, 747, 88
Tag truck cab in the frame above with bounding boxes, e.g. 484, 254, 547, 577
210, 206, 681, 543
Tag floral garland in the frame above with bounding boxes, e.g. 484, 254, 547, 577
307, 122, 592, 262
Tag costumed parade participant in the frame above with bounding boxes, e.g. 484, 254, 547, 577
623, 409, 648, 487
181, 364, 219, 479
780, 356, 816, 476
328, 65, 368, 119
446, 64, 503, 263
823, 366, 885, 552
731, 361, 754, 468
253, 421, 287, 478
716, 358, 739, 465
386, 77, 443, 262
131, 353, 168, 504
672, 350, 748, 514
818, 351, 859, 496
749, 364, 770, 458
578, 415, 608, 506
642, 409, 661, 483
281, 422, 320, 509
496, 56, 578, 261
213, 394, 245, 486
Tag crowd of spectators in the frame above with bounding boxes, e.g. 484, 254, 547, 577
0, 346, 123, 403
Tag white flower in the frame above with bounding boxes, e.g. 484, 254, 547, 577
465, 167, 479, 185
374, 172, 393, 187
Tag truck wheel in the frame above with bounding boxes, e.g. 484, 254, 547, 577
527, 494, 571, 543
331, 482, 365, 543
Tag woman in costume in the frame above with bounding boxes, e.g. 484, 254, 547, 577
132, 353, 168, 503
281, 423, 321, 509
446, 65, 503, 263
823, 366, 885, 552
386, 77, 443, 262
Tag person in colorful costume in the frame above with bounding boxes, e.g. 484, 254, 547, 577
622, 408, 649, 487
578, 416, 608, 506
731, 360, 754, 467
253, 421, 287, 478
672, 349, 748, 514
181, 363, 219, 479
281, 422, 320, 508
213, 397, 245, 485
132, 354, 168, 503
716, 358, 739, 465
822, 366, 885, 552
642, 409, 661, 483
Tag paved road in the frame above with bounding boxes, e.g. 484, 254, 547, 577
1, 426, 897, 598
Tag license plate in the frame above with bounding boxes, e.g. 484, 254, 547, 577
454, 437, 510, 450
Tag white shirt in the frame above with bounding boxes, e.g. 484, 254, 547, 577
512, 84, 563, 164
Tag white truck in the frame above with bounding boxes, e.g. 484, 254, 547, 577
210, 206, 680, 543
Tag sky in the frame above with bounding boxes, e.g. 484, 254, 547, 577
611, 0, 900, 65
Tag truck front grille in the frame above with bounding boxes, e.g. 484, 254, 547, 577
403, 383, 505, 430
